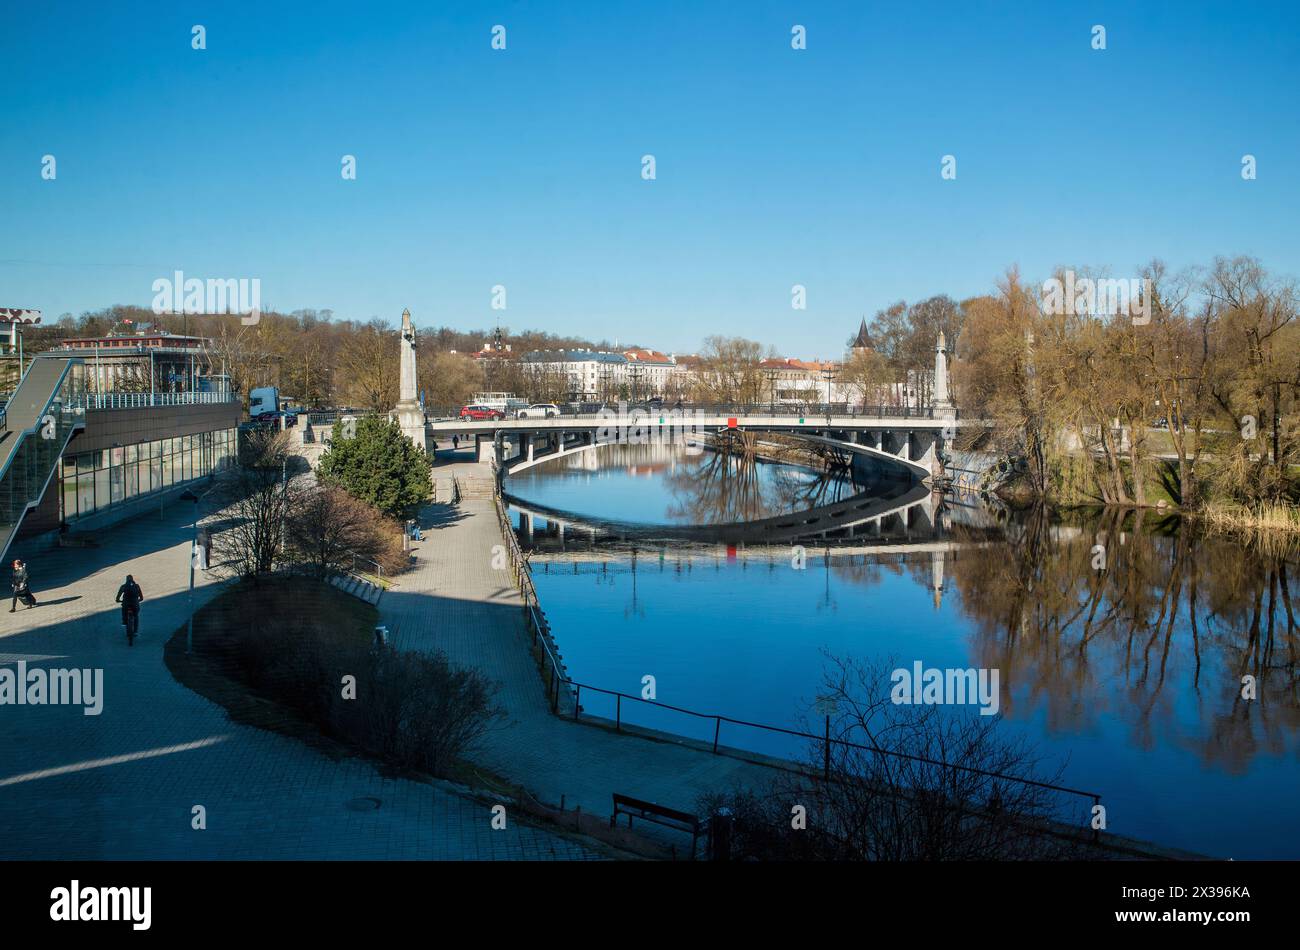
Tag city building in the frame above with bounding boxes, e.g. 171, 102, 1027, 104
1, 333, 242, 561
519, 349, 629, 401
45, 332, 230, 396
621, 349, 677, 399
758, 357, 846, 406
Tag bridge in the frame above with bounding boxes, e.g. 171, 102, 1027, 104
428, 405, 981, 485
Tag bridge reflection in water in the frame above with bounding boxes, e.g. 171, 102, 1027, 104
505, 441, 1001, 612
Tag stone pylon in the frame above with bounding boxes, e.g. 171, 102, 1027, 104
933, 330, 954, 411
393, 308, 428, 452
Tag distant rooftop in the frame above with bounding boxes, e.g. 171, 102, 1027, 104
49, 333, 210, 352
623, 348, 675, 365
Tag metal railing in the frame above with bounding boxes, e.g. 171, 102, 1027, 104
305, 408, 381, 425
76, 391, 238, 410
492, 491, 573, 711
343, 547, 384, 581
491, 489, 1102, 834
433, 402, 946, 421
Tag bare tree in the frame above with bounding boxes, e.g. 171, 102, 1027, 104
702, 655, 1083, 860
209, 430, 301, 578
287, 482, 407, 577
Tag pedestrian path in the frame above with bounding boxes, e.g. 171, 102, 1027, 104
382, 461, 784, 825
0, 504, 603, 860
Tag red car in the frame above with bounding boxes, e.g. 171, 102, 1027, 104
459, 404, 505, 421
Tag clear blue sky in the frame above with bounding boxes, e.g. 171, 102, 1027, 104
2, 0, 1298, 356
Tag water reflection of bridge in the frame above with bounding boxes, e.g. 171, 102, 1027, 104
525, 537, 975, 611
505, 482, 998, 547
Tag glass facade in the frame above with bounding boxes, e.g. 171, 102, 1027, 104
58, 428, 237, 521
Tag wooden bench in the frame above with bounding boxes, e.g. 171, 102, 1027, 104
610, 793, 703, 859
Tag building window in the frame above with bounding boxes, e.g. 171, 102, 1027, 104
58, 425, 238, 523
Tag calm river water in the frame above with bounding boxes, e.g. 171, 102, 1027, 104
505, 443, 1300, 858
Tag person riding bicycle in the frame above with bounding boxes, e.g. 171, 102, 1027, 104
115, 575, 144, 628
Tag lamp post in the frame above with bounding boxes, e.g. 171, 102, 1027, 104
764, 369, 779, 413
180, 483, 217, 654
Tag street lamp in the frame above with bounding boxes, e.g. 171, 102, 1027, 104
180, 484, 217, 654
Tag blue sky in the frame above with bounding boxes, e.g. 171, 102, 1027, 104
2, 0, 1298, 356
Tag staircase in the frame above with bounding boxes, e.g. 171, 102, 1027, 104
0, 358, 85, 563
452, 473, 497, 501
328, 571, 384, 606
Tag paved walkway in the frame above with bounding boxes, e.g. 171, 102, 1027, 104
0, 503, 603, 860
382, 460, 783, 823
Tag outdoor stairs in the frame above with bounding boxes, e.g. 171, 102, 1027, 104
328, 572, 384, 606
454, 476, 497, 501
0, 357, 86, 564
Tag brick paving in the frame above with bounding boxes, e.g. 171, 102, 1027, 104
383, 460, 783, 824
0, 502, 603, 860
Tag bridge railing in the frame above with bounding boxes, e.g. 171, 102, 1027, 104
431, 403, 948, 422
305, 408, 381, 426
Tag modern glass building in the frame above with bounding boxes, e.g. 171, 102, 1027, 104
58, 428, 237, 522
6, 337, 244, 547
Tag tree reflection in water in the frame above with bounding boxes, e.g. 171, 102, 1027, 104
927, 508, 1300, 774
663, 432, 866, 525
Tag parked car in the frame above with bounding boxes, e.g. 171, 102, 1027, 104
459, 404, 505, 421
517, 403, 560, 419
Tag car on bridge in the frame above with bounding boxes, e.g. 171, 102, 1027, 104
517, 403, 560, 418
459, 404, 506, 421
248, 409, 300, 429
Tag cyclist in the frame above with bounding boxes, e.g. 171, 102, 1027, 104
115, 575, 144, 638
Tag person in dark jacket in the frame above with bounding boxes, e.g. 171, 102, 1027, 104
115, 575, 144, 626
10, 559, 36, 611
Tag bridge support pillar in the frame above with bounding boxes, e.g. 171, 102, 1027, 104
913, 430, 938, 472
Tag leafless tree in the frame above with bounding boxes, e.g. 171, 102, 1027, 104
209, 430, 301, 578
702, 655, 1086, 860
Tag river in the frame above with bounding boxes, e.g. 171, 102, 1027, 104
505, 441, 1300, 858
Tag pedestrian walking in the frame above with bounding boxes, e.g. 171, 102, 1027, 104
10, 559, 37, 611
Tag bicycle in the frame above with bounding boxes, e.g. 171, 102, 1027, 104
122, 605, 139, 646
